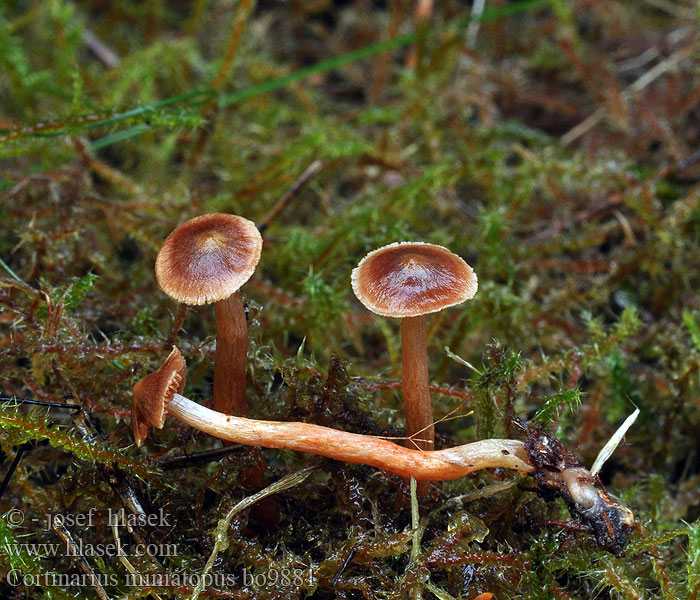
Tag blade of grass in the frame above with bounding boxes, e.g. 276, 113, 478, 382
85, 0, 546, 149
0, 256, 23, 282
86, 89, 216, 130
91, 123, 150, 150
190, 466, 317, 600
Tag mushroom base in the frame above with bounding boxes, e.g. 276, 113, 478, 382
522, 421, 635, 556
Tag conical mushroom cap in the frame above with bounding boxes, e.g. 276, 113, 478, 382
132, 347, 186, 446
155, 213, 262, 306
351, 242, 478, 318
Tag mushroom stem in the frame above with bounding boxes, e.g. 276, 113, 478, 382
166, 393, 534, 481
401, 315, 434, 451
213, 291, 248, 416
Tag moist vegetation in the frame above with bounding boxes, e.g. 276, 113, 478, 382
1, 1, 700, 599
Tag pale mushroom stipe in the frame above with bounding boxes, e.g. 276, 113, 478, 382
131, 348, 635, 554
351, 242, 477, 451
155, 213, 262, 417
133, 348, 533, 480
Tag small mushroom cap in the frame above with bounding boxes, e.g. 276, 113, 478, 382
155, 213, 262, 306
132, 346, 186, 447
351, 242, 477, 318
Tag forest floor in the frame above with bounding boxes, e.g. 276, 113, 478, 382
1, 1, 699, 599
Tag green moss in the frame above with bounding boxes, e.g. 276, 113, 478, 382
1, 1, 699, 598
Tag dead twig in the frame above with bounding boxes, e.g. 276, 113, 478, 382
82, 29, 121, 68
562, 43, 697, 146
258, 160, 323, 233
52, 521, 112, 600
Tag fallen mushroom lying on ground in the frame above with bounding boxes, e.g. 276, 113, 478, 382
132, 347, 635, 555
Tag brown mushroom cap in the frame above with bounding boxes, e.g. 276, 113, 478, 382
155, 213, 262, 306
351, 242, 478, 318
132, 346, 186, 446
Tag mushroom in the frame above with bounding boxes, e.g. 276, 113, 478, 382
132, 349, 635, 555
351, 242, 477, 451
132, 346, 186, 446
132, 348, 533, 480
155, 213, 262, 416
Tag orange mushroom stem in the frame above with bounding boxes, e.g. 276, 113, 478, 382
213, 290, 248, 416
401, 314, 433, 450
351, 242, 478, 452
132, 348, 635, 554
165, 392, 533, 481
132, 348, 532, 480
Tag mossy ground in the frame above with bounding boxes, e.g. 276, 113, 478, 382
1, 1, 700, 598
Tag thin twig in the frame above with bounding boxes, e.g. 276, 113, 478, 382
0, 397, 83, 411
165, 304, 188, 349
365, 380, 474, 401
331, 548, 357, 587
385, 406, 474, 450
209, 0, 256, 94
258, 160, 323, 233
53, 521, 111, 600
0, 256, 22, 282
465, 0, 486, 48
616, 47, 659, 73
82, 29, 121, 68
190, 466, 317, 600
409, 477, 423, 600
406, 0, 433, 70
444, 345, 482, 375
111, 508, 164, 600
0, 397, 82, 497
562, 43, 696, 146
641, 0, 695, 19
157, 444, 245, 470
0, 443, 32, 498
74, 137, 141, 195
